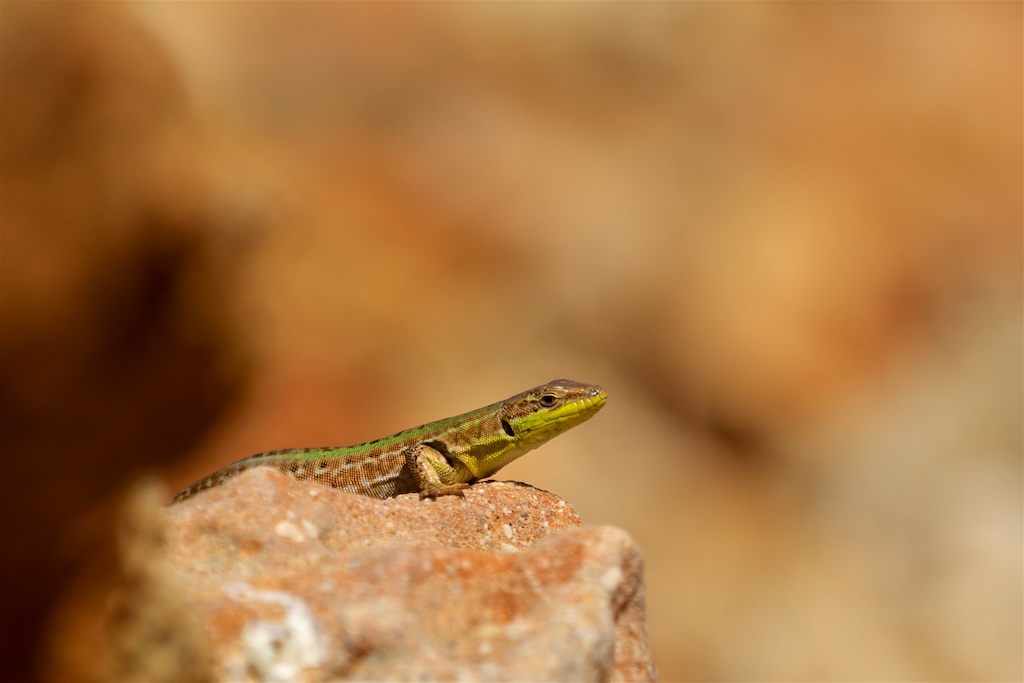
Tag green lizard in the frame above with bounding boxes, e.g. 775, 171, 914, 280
170, 379, 606, 504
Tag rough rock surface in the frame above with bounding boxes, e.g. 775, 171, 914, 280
158, 469, 657, 681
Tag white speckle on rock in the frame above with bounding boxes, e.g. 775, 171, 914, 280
502, 524, 514, 539
600, 566, 624, 592
275, 520, 306, 542
224, 582, 326, 683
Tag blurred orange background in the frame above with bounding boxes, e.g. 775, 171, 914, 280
2, 3, 1020, 681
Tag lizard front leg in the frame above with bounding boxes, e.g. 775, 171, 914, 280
405, 443, 471, 499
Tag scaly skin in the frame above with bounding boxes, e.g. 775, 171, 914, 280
169, 379, 607, 504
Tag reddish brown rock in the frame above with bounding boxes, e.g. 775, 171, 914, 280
155, 469, 657, 681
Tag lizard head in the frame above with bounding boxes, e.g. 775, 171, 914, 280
498, 379, 607, 445
450, 379, 607, 480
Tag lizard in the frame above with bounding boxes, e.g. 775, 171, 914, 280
169, 379, 606, 504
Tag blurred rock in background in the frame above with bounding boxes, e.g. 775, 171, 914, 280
3, 3, 1019, 681
1, 4, 250, 682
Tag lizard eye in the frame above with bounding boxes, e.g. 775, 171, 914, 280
539, 393, 558, 408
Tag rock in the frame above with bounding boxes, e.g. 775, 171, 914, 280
105, 482, 214, 683
154, 468, 657, 681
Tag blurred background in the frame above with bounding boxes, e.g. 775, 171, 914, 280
1, 3, 1020, 681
